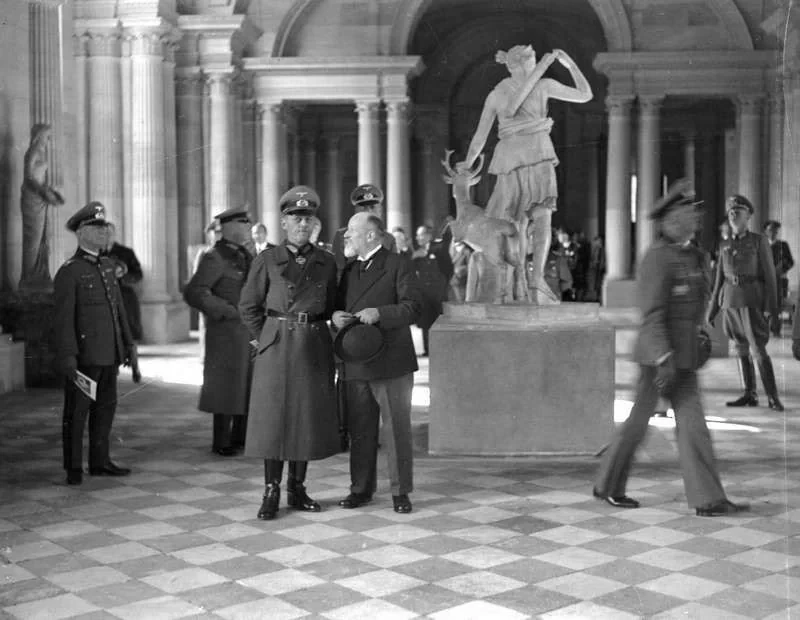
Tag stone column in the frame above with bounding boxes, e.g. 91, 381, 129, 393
356, 100, 381, 186
583, 116, 601, 240
635, 96, 662, 260
303, 137, 317, 190
767, 89, 784, 222
683, 131, 696, 184
162, 40, 180, 299
279, 108, 290, 193
73, 34, 89, 209
386, 100, 412, 234
207, 72, 232, 219
324, 136, 343, 234
737, 95, 765, 230
86, 30, 124, 226
176, 71, 206, 286
292, 131, 302, 187
242, 99, 259, 222
260, 103, 283, 245
604, 96, 634, 283
120, 36, 132, 241
229, 75, 245, 209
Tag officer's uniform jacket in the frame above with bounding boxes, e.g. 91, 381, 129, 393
53, 247, 133, 368
634, 239, 709, 370
708, 230, 778, 317
184, 239, 253, 417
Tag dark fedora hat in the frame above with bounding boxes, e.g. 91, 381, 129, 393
334, 320, 385, 363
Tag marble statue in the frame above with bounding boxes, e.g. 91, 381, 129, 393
456, 45, 592, 304
442, 151, 525, 303
20, 123, 64, 290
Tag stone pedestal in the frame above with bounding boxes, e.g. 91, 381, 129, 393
429, 303, 615, 456
140, 299, 191, 345
0, 291, 59, 387
0, 337, 25, 394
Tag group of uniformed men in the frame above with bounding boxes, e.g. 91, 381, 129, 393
55, 176, 789, 519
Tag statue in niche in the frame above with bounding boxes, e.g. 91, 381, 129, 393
455, 45, 592, 304
19, 123, 64, 290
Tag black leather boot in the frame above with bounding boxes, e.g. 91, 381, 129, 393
287, 461, 321, 512
758, 357, 785, 411
726, 356, 758, 407
257, 459, 283, 520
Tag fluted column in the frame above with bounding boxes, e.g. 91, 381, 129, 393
737, 95, 765, 230
87, 30, 124, 226
292, 131, 302, 187
162, 40, 179, 298
260, 103, 283, 245
303, 137, 317, 190
207, 72, 232, 218
176, 71, 206, 286
279, 109, 290, 193
73, 34, 89, 209
386, 100, 412, 233
604, 96, 634, 281
324, 136, 343, 233
229, 75, 245, 209
129, 31, 168, 302
242, 100, 259, 222
767, 89, 784, 222
636, 96, 662, 260
356, 101, 381, 186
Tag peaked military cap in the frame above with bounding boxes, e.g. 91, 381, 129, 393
280, 185, 320, 215
726, 194, 754, 215
215, 207, 251, 224
350, 184, 384, 208
649, 178, 703, 221
67, 201, 109, 231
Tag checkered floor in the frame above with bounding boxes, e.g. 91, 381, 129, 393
1, 331, 798, 619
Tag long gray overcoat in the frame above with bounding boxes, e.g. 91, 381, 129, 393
184, 240, 253, 417
238, 244, 340, 461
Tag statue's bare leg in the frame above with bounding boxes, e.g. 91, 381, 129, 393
527, 204, 560, 305
506, 231, 529, 302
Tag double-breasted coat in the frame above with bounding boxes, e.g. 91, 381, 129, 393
238, 243, 341, 461
184, 240, 253, 417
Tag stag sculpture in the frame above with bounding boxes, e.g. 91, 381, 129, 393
442, 150, 528, 303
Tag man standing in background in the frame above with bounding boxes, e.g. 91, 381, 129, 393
763, 220, 794, 336
105, 222, 143, 341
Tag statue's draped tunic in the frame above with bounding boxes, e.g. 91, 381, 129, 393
486, 78, 559, 223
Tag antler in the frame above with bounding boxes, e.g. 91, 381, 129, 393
441, 149, 456, 176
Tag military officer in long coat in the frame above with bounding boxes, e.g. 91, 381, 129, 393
184, 206, 254, 456
239, 186, 340, 521
707, 195, 783, 411
595, 180, 749, 517
53, 202, 135, 485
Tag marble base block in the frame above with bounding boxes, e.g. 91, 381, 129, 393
140, 299, 190, 344
429, 303, 615, 456
603, 279, 637, 308
0, 338, 25, 393
0, 291, 59, 387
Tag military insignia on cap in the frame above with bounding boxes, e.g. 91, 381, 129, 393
364, 192, 374, 200
297, 199, 309, 207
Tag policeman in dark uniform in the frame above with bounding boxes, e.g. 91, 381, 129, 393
707, 195, 782, 411
184, 206, 254, 456
331, 184, 396, 450
53, 202, 135, 485
595, 180, 749, 517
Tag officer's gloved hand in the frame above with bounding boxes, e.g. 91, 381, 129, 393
793, 339, 800, 361
60, 356, 78, 380
654, 358, 676, 397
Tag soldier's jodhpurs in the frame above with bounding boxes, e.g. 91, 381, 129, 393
62, 365, 118, 471
595, 365, 726, 509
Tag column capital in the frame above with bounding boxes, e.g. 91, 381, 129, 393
85, 29, 122, 57
386, 99, 411, 115
72, 33, 90, 57
126, 31, 165, 57
175, 70, 205, 97
322, 134, 341, 150
605, 95, 634, 115
638, 95, 664, 114
355, 100, 381, 116
736, 94, 766, 115
258, 102, 283, 121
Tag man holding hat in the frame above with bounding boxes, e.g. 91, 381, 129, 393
333, 211, 422, 514
595, 179, 749, 517
184, 206, 254, 456
707, 195, 782, 411
239, 185, 340, 521
53, 201, 136, 485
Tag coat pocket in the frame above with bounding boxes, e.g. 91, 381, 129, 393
258, 321, 280, 354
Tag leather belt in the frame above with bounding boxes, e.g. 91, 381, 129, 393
267, 309, 325, 324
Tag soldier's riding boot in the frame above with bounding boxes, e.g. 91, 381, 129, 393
726, 356, 758, 407
758, 357, 785, 412
258, 459, 283, 520
287, 461, 321, 512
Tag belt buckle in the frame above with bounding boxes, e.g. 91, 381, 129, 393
297, 312, 308, 324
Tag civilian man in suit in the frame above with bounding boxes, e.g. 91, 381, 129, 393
105, 222, 143, 340
763, 220, 794, 336
707, 196, 782, 411
184, 206, 254, 456
413, 224, 453, 356
251, 222, 274, 255
595, 180, 749, 517
333, 212, 422, 514
53, 201, 136, 485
